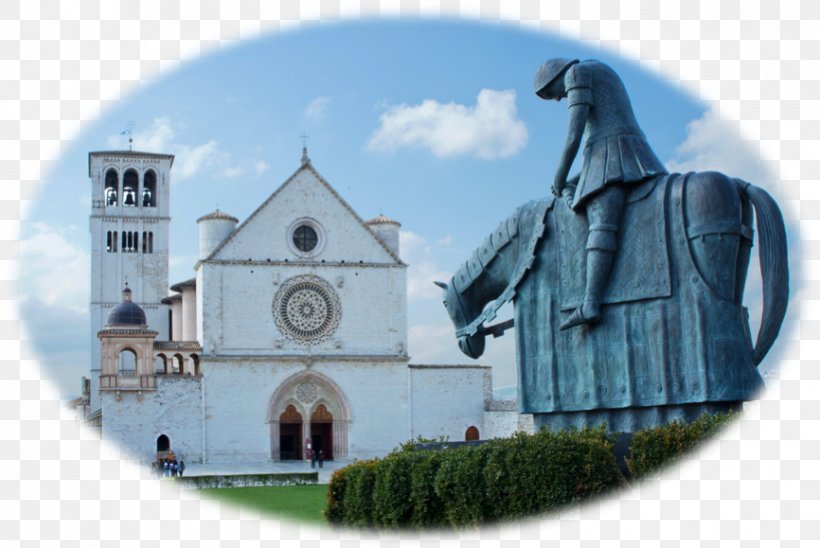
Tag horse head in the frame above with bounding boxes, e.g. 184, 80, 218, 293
435, 280, 487, 359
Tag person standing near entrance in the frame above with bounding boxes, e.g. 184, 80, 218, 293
533, 58, 667, 330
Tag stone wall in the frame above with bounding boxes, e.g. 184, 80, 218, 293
101, 375, 203, 463
201, 360, 412, 462
483, 399, 534, 439
408, 365, 490, 442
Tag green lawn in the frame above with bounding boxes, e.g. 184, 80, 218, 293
200, 484, 330, 525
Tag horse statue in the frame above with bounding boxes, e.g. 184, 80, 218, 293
438, 171, 788, 432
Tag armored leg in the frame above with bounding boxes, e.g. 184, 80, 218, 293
561, 186, 626, 330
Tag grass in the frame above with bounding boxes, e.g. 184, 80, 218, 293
201, 484, 330, 525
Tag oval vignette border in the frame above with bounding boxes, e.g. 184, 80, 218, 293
5, 2, 814, 546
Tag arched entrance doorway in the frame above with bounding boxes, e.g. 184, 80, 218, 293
268, 371, 350, 461
310, 404, 333, 460
156, 434, 171, 460
279, 404, 303, 460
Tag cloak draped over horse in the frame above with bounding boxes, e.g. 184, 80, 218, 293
440, 171, 788, 432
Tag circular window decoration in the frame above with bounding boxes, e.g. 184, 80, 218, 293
287, 218, 325, 258
292, 225, 318, 253
273, 275, 341, 343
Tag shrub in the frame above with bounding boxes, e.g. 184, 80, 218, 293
340, 459, 379, 527
407, 449, 446, 529
325, 414, 737, 529
372, 452, 414, 527
483, 427, 623, 521
324, 466, 349, 525
433, 443, 491, 527
326, 427, 623, 528
627, 411, 736, 480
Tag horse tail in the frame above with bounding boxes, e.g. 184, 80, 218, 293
738, 179, 789, 365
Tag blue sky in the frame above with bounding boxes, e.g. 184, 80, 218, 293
21, 21, 786, 398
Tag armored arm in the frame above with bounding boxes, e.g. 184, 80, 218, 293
554, 104, 589, 196
554, 64, 593, 198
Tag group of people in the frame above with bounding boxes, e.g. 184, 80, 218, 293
309, 448, 324, 469
152, 456, 185, 478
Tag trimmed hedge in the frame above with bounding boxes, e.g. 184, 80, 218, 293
626, 411, 736, 480
176, 472, 317, 490
326, 412, 737, 529
325, 426, 623, 529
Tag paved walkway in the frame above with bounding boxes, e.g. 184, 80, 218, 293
180, 459, 352, 484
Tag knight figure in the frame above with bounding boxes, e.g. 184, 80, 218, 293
534, 58, 668, 330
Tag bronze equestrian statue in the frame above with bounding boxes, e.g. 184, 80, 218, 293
438, 59, 789, 433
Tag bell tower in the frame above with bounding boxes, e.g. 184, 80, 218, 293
88, 150, 174, 414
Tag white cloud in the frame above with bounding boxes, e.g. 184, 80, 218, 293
400, 230, 452, 301
107, 118, 229, 183
368, 89, 528, 159
255, 161, 270, 176
666, 107, 775, 184
19, 222, 89, 314
174, 140, 222, 180
222, 166, 244, 179
304, 96, 333, 123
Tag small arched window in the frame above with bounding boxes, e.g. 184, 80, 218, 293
106, 231, 113, 252
122, 169, 138, 207
112, 231, 118, 252
118, 349, 137, 374
142, 170, 157, 207
465, 426, 480, 441
148, 232, 154, 253
104, 169, 118, 206
142, 231, 147, 253
172, 354, 184, 374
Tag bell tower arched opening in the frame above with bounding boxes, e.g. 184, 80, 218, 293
122, 169, 138, 207
104, 169, 118, 206
143, 170, 157, 207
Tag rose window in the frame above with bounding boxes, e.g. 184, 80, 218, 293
273, 275, 341, 343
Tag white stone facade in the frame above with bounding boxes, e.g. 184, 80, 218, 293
95, 153, 525, 463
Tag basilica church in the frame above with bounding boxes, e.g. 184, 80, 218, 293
86, 147, 526, 463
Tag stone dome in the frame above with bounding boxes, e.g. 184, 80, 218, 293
366, 213, 401, 226
106, 285, 147, 327
196, 209, 239, 224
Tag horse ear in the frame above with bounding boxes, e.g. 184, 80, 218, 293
433, 281, 448, 290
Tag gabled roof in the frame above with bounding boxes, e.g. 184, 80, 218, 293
200, 161, 405, 265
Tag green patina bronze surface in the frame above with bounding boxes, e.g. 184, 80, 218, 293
440, 60, 789, 432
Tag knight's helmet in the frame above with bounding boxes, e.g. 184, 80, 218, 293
533, 58, 579, 99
